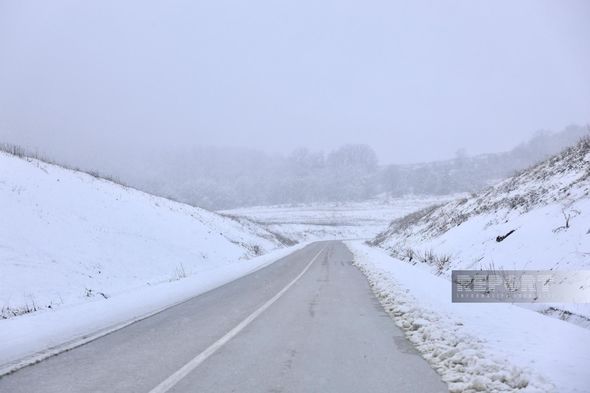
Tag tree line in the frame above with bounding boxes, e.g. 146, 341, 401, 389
118, 125, 587, 210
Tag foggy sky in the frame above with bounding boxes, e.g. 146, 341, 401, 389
0, 0, 589, 166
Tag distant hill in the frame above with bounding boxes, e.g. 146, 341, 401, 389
380, 124, 589, 196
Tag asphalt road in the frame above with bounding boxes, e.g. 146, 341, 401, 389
0, 241, 447, 393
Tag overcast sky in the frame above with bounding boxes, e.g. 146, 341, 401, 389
0, 0, 588, 165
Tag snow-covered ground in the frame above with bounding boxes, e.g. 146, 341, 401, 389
348, 242, 590, 393
371, 139, 590, 326
0, 150, 295, 316
220, 195, 459, 242
0, 151, 291, 320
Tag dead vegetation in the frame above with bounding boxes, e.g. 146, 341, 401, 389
388, 247, 452, 275
1, 142, 128, 188
1, 296, 65, 319
553, 207, 581, 233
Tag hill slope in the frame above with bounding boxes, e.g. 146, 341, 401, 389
0, 151, 288, 319
371, 138, 590, 323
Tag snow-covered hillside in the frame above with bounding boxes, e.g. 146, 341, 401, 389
0, 151, 289, 319
371, 138, 590, 324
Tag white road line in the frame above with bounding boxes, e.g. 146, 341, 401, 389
148, 247, 326, 393
0, 245, 310, 378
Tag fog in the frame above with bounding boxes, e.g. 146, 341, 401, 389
1, 1, 589, 162
0, 1, 589, 208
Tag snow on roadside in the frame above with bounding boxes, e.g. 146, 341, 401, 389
347, 241, 590, 393
0, 243, 308, 374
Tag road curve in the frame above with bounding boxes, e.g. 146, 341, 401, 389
0, 241, 447, 393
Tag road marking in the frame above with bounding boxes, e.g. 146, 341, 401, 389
0, 244, 310, 379
148, 247, 325, 393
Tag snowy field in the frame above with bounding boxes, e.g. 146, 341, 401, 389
220, 195, 459, 242
348, 242, 590, 393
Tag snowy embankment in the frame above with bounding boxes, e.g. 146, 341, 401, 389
371, 139, 590, 325
348, 242, 590, 393
0, 150, 296, 370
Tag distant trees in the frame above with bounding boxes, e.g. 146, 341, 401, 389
378, 125, 589, 197
120, 144, 380, 209
325, 145, 378, 201
327, 144, 378, 172
105, 125, 589, 210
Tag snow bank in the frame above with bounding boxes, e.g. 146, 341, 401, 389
347, 242, 590, 393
